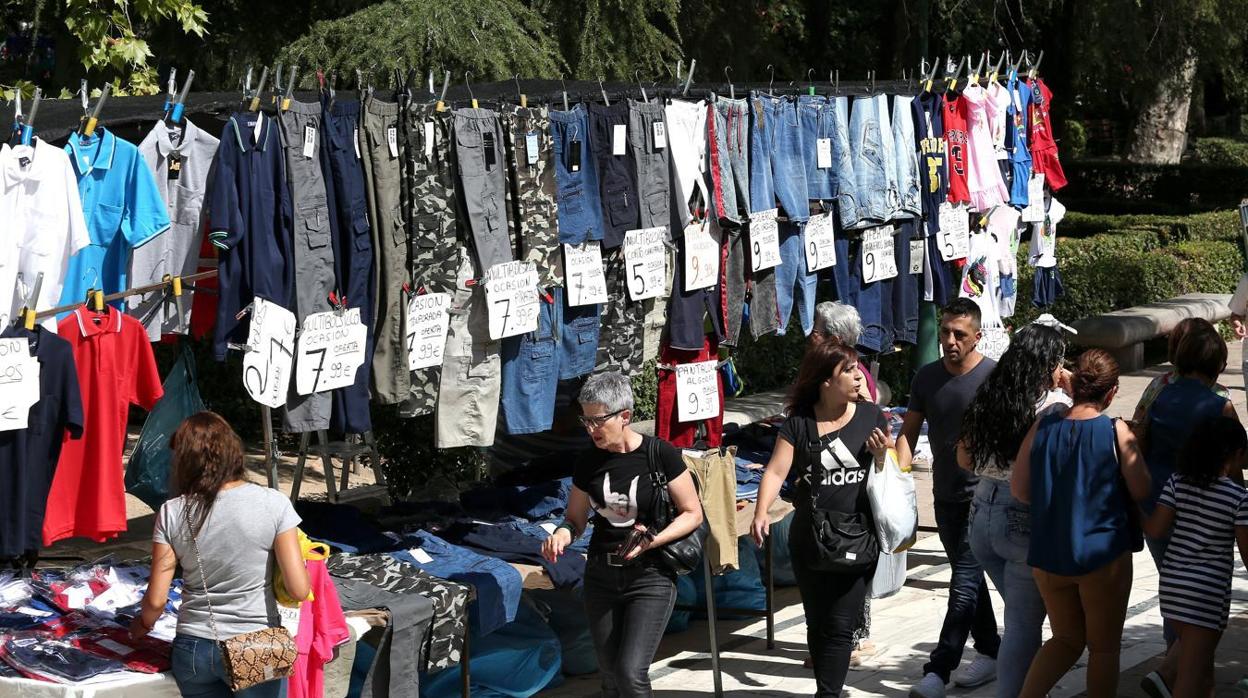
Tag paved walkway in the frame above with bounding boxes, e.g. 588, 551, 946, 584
543, 340, 1248, 697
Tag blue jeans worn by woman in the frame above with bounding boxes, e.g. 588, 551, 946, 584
171, 634, 286, 698
969, 477, 1046, 698
583, 561, 677, 698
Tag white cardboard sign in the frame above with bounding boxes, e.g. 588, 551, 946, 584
295, 308, 368, 395
242, 298, 296, 408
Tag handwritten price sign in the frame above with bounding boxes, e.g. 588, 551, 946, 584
563, 242, 609, 306
295, 308, 368, 395
675, 360, 720, 423
406, 292, 451, 370
242, 298, 296, 408
623, 227, 668, 301
485, 261, 541, 340
804, 212, 837, 273
683, 220, 719, 292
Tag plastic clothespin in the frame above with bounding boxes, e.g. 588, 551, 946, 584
82, 84, 111, 138
163, 68, 177, 116
282, 66, 298, 112
21, 307, 35, 331
249, 66, 270, 112
538, 286, 554, 304
435, 71, 451, 112
171, 70, 194, 124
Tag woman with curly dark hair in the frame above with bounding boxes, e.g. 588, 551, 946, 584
955, 324, 1070, 698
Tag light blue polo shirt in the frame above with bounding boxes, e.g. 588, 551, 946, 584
59, 128, 171, 312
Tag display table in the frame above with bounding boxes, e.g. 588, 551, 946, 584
0, 672, 180, 698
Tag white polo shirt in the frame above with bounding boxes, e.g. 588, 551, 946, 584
0, 140, 91, 330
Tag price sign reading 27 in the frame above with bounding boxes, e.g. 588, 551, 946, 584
242, 298, 297, 408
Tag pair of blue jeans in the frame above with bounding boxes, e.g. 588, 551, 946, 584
892, 95, 922, 217
550, 105, 604, 244
171, 634, 285, 698
773, 220, 817, 335
500, 286, 561, 434
848, 95, 895, 226
749, 93, 809, 222
969, 477, 1045, 698
797, 95, 836, 202
844, 236, 885, 352
925, 500, 1001, 683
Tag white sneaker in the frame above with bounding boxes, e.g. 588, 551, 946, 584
953, 654, 998, 688
908, 672, 947, 698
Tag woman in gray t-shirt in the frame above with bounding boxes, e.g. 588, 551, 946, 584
129, 412, 308, 698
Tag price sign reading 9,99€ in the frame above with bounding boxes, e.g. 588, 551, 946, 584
242, 298, 296, 408
683, 220, 719, 292
485, 261, 541, 340
295, 308, 368, 395
804, 212, 837, 273
748, 208, 781, 272
675, 360, 720, 423
861, 225, 898, 284
406, 292, 451, 370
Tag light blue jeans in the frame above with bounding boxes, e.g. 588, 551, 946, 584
774, 220, 817, 336
171, 634, 286, 698
969, 477, 1046, 698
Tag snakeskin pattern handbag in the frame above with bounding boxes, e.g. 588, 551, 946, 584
185, 510, 297, 691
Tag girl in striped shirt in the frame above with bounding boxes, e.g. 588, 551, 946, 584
1140, 416, 1248, 698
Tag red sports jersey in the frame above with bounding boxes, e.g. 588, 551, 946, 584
943, 94, 971, 205
44, 307, 162, 545
1028, 79, 1067, 191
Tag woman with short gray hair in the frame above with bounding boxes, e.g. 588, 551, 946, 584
812, 301, 878, 405
541, 372, 703, 697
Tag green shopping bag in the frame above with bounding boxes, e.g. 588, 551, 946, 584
125, 342, 205, 510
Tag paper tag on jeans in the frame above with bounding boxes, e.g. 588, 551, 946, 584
862, 226, 899, 283
613, 124, 627, 156
485, 261, 541, 339
540, 522, 559, 535
241, 298, 296, 408
411, 548, 435, 564
804, 212, 837, 272
1021, 173, 1047, 222
406, 292, 451, 370
816, 138, 832, 169
676, 361, 720, 422
302, 125, 316, 159
937, 202, 971, 261
623, 226, 667, 301
563, 242, 609, 306
748, 208, 781, 272
653, 121, 667, 150
387, 126, 399, 158
525, 132, 540, 165
683, 220, 719, 292
295, 309, 368, 395
909, 238, 925, 275
424, 122, 435, 159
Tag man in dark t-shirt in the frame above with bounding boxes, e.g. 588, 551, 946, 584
898, 298, 1001, 697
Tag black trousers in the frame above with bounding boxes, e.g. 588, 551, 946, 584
583, 560, 677, 698
790, 509, 874, 697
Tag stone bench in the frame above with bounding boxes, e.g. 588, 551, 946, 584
1070, 293, 1232, 372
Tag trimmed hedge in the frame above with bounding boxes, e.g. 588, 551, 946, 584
1060, 160, 1248, 214
1060, 209, 1241, 243
1193, 138, 1248, 168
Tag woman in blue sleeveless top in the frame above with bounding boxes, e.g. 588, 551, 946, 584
1010, 349, 1152, 698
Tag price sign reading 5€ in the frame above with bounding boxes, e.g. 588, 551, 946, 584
623, 226, 668, 301
675, 360, 720, 423
485, 261, 541, 340
406, 292, 451, 370
295, 308, 368, 395
242, 298, 296, 408
937, 202, 971, 261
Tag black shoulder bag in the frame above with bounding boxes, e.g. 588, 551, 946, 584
802, 418, 880, 573
644, 437, 709, 576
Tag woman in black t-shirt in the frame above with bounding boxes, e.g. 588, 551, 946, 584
541, 371, 702, 698
750, 339, 889, 697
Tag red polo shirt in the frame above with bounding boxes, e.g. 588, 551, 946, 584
44, 307, 162, 545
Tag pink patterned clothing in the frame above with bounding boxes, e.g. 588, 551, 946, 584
961, 85, 1009, 212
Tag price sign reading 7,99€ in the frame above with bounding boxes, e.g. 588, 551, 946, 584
242, 297, 296, 408
406, 292, 451, 370
295, 308, 368, 395
562, 242, 609, 307
675, 360, 720, 423
485, 261, 541, 340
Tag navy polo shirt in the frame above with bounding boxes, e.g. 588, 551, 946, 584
0, 325, 84, 557
208, 112, 295, 359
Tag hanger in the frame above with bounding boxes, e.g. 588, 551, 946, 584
723, 66, 734, 100
945, 55, 967, 94
559, 74, 570, 112
162, 68, 178, 119
79, 83, 111, 138
969, 52, 986, 86
766, 64, 776, 97
922, 57, 941, 94
635, 70, 648, 103
807, 68, 816, 96
1027, 50, 1045, 80
10, 87, 39, 147
1010, 50, 1027, 75
168, 69, 194, 133
515, 74, 527, 108
827, 69, 840, 97
682, 58, 696, 96
597, 75, 610, 106
82, 267, 104, 312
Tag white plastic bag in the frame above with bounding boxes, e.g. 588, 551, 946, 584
867, 450, 918, 553
869, 550, 907, 599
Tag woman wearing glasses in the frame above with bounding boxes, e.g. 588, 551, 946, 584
541, 371, 703, 698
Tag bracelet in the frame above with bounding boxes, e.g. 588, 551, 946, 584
556, 521, 579, 540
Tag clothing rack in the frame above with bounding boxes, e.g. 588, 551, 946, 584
31, 269, 217, 320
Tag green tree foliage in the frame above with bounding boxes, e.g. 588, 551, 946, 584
535, 0, 681, 79
62, 0, 208, 94
279, 0, 566, 83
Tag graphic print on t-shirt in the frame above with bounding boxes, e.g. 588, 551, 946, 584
595, 472, 640, 526
808, 438, 867, 488
962, 254, 989, 297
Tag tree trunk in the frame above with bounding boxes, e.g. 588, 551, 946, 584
1127, 49, 1198, 164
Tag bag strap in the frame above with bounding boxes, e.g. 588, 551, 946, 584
183, 505, 222, 644
1110, 417, 1122, 464
645, 436, 667, 488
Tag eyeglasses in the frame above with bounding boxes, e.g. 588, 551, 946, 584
578, 409, 624, 429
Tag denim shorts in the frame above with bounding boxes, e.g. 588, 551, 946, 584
797, 95, 835, 202
500, 287, 561, 434
559, 293, 599, 380
549, 105, 604, 244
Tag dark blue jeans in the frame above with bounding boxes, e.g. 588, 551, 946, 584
583, 562, 677, 698
925, 500, 1001, 683
171, 634, 286, 698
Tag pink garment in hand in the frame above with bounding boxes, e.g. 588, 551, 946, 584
289, 559, 351, 698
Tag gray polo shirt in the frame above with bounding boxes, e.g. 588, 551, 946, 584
129, 119, 219, 340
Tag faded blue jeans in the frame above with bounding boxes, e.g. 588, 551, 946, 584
848, 95, 897, 226
750, 93, 809, 222
774, 220, 817, 336
171, 634, 286, 698
969, 477, 1045, 698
